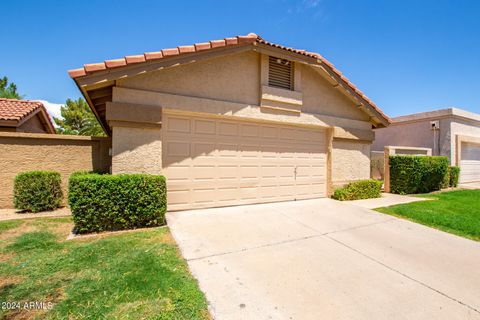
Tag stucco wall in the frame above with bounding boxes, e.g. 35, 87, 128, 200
374, 115, 480, 166
373, 118, 452, 157
301, 65, 370, 122
332, 140, 371, 186
111, 126, 162, 174
0, 132, 111, 208
117, 51, 260, 106
111, 51, 377, 186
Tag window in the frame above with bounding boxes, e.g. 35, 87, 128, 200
268, 56, 294, 91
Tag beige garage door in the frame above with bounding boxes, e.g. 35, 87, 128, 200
163, 113, 327, 210
460, 141, 480, 183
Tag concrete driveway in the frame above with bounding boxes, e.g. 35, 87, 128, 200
167, 199, 480, 320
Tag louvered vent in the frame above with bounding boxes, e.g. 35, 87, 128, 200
268, 56, 294, 90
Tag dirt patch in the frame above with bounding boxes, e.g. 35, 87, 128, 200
0, 224, 35, 243
3, 307, 46, 320
47, 221, 74, 239
0, 275, 23, 289
0, 252, 14, 263
0, 207, 71, 222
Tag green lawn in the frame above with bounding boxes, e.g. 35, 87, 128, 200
376, 190, 480, 241
0, 217, 209, 319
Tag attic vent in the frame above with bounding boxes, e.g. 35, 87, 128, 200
268, 56, 294, 90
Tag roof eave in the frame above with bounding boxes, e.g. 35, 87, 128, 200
69, 34, 391, 131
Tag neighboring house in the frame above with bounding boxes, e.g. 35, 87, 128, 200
373, 108, 480, 184
68, 33, 391, 210
0, 98, 55, 134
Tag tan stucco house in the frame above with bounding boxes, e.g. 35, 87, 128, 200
68, 33, 391, 210
0, 98, 55, 134
373, 108, 480, 184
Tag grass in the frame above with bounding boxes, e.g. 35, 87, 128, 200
0, 220, 23, 232
376, 189, 480, 241
0, 217, 209, 319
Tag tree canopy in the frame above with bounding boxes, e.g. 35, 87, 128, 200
0, 76, 23, 99
53, 98, 105, 136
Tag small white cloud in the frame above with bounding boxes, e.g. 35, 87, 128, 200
36, 100, 64, 125
303, 0, 320, 8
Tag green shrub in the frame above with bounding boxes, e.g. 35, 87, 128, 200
449, 166, 460, 187
332, 179, 383, 201
442, 167, 451, 189
13, 171, 63, 212
68, 173, 167, 233
389, 155, 449, 194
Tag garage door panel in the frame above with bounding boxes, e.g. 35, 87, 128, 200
193, 119, 216, 135
261, 126, 279, 138
460, 142, 480, 184
238, 187, 259, 200
216, 165, 237, 178
191, 166, 217, 180
192, 142, 216, 156
218, 122, 238, 135
163, 113, 327, 210
239, 165, 259, 178
166, 141, 191, 157
167, 117, 191, 133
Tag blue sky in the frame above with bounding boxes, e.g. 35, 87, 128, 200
1, 0, 479, 118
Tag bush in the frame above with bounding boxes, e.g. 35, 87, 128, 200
68, 173, 167, 233
442, 167, 451, 189
449, 166, 460, 187
13, 171, 63, 212
332, 179, 383, 201
389, 155, 449, 194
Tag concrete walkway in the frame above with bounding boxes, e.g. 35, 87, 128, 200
460, 182, 480, 190
0, 207, 71, 221
346, 193, 429, 209
168, 199, 480, 320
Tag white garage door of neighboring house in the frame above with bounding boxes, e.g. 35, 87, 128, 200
163, 113, 327, 210
460, 142, 480, 184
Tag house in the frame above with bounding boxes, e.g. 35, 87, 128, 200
0, 98, 55, 134
68, 33, 391, 210
373, 108, 480, 184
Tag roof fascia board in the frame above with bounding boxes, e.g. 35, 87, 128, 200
75, 44, 255, 88
313, 62, 389, 127
78, 83, 111, 135
38, 109, 56, 133
0, 119, 17, 127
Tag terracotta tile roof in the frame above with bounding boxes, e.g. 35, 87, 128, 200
0, 98, 55, 132
68, 33, 391, 124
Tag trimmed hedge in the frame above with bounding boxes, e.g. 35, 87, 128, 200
442, 167, 451, 189
389, 155, 449, 194
68, 173, 167, 233
13, 171, 63, 212
332, 179, 383, 201
449, 166, 460, 187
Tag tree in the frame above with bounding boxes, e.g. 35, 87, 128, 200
54, 98, 105, 136
0, 76, 24, 99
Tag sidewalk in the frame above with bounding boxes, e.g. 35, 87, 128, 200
345, 193, 430, 209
